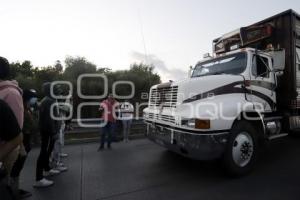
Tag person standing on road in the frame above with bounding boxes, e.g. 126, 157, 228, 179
0, 57, 24, 177
34, 82, 60, 188
119, 100, 134, 142
0, 57, 25, 199
51, 102, 68, 172
98, 94, 119, 151
10, 89, 38, 199
60, 95, 73, 157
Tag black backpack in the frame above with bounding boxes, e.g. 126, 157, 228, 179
0, 99, 21, 142
0, 99, 20, 200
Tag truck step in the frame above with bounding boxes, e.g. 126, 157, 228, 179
268, 133, 289, 140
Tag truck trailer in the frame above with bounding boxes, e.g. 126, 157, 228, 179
143, 9, 300, 175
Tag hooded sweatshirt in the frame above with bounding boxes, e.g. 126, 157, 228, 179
0, 80, 24, 129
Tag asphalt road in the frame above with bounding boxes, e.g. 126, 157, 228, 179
20, 137, 300, 200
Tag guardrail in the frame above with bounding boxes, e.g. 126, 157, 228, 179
64, 118, 147, 144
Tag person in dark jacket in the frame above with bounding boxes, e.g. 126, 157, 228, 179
34, 83, 60, 188
10, 89, 37, 199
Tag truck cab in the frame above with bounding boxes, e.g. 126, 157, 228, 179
144, 48, 284, 175
144, 10, 300, 175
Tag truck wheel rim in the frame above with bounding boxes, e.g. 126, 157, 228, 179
232, 132, 254, 167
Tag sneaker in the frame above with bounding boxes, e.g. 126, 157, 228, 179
55, 166, 68, 172
59, 153, 68, 158
44, 169, 60, 177
19, 189, 32, 199
33, 178, 54, 188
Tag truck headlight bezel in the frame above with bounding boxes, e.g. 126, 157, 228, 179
182, 118, 210, 129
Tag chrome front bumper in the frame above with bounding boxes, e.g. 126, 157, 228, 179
145, 121, 229, 160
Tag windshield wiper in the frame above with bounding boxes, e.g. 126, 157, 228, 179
193, 72, 225, 78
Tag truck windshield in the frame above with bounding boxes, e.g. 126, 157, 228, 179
192, 52, 247, 78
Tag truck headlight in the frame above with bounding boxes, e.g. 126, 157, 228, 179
187, 119, 196, 127
182, 118, 210, 129
143, 112, 148, 119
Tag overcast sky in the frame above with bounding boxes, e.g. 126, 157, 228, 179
0, 0, 299, 81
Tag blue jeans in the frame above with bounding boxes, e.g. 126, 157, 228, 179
100, 122, 115, 147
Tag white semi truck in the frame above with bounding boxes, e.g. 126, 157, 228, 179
143, 9, 300, 175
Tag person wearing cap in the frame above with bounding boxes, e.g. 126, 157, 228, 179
10, 89, 37, 199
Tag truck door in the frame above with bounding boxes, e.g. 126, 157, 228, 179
250, 54, 276, 112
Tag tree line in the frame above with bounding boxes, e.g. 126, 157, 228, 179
9, 57, 161, 118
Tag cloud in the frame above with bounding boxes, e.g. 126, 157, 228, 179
131, 51, 187, 82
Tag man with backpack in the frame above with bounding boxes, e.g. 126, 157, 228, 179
0, 57, 24, 174
0, 56, 24, 200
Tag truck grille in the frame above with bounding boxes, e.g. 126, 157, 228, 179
149, 86, 178, 108
146, 113, 175, 124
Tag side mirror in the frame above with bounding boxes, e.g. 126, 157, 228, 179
270, 49, 285, 71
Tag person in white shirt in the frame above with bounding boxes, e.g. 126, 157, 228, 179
119, 101, 134, 142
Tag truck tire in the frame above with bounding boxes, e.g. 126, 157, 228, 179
223, 120, 259, 176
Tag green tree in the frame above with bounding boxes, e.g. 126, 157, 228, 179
8, 57, 161, 118
54, 60, 63, 73
9, 60, 62, 97
63, 56, 97, 81
9, 61, 34, 79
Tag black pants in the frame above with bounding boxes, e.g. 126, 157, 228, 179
100, 122, 115, 148
35, 133, 55, 181
10, 134, 31, 178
